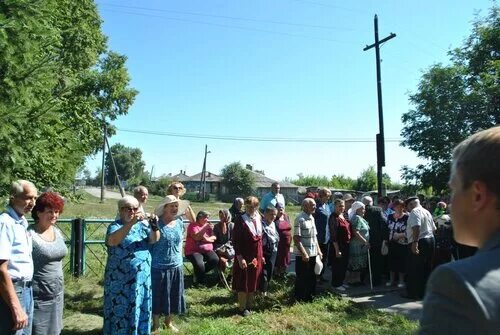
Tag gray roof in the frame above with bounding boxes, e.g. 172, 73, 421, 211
186, 171, 222, 182
248, 170, 298, 189
171, 173, 190, 182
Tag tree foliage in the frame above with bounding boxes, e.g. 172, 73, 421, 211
0, 0, 137, 192
401, 6, 499, 193
105, 144, 145, 186
220, 162, 255, 198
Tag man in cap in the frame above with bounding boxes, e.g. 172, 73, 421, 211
0, 180, 37, 334
419, 126, 500, 334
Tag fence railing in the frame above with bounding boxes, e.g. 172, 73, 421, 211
29, 218, 219, 277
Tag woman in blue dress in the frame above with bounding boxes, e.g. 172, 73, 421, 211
103, 196, 160, 335
151, 195, 187, 333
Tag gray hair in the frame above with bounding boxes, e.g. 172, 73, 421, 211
133, 185, 148, 197
10, 180, 37, 198
362, 196, 373, 206
302, 197, 315, 209
117, 195, 139, 210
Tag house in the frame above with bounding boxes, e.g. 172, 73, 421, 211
183, 171, 222, 194
171, 170, 190, 183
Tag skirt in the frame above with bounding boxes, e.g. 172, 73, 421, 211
152, 266, 186, 315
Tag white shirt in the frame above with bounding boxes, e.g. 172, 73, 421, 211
0, 206, 33, 280
406, 205, 435, 243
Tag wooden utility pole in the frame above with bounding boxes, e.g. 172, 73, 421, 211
363, 15, 396, 198
100, 120, 106, 203
199, 145, 210, 200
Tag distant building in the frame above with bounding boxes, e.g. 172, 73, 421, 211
184, 171, 222, 194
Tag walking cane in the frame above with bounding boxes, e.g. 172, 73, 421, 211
367, 247, 373, 291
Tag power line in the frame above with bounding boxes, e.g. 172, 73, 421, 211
117, 128, 402, 143
98, 2, 355, 31
290, 0, 370, 14
100, 8, 353, 44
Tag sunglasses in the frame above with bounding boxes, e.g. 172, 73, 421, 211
172, 186, 184, 190
122, 207, 139, 212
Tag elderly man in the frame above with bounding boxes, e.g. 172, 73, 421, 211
259, 182, 285, 212
314, 188, 332, 280
402, 196, 435, 300
419, 127, 500, 335
362, 196, 387, 286
294, 198, 322, 302
133, 185, 149, 218
0, 180, 37, 335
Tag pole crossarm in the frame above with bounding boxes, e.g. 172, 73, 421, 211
363, 32, 396, 51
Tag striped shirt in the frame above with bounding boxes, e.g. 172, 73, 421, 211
293, 212, 318, 256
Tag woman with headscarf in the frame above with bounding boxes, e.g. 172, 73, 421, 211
213, 209, 235, 271
232, 196, 264, 316
229, 197, 244, 222
103, 195, 160, 335
274, 202, 292, 277
260, 206, 279, 295
347, 201, 370, 285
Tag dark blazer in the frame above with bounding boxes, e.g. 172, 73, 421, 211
364, 205, 387, 246
419, 231, 500, 335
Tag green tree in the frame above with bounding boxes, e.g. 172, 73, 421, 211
290, 174, 331, 187
0, 0, 137, 193
401, 6, 499, 193
330, 174, 356, 189
353, 166, 393, 192
105, 144, 145, 186
221, 162, 255, 198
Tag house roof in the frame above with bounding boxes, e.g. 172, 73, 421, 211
248, 170, 298, 189
186, 171, 222, 182
171, 173, 190, 182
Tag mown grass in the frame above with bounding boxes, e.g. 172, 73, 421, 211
58, 191, 418, 335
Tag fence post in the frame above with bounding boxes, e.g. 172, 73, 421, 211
72, 218, 85, 277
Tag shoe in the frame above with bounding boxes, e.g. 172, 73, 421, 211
342, 283, 350, 289
397, 283, 405, 289
333, 285, 346, 292
167, 324, 179, 333
239, 309, 251, 317
386, 281, 396, 287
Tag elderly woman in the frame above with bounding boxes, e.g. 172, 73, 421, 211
185, 211, 219, 285
386, 199, 408, 288
213, 209, 235, 270
229, 197, 244, 222
103, 195, 160, 335
347, 201, 370, 285
329, 199, 351, 291
166, 181, 196, 222
274, 202, 292, 277
28, 192, 67, 335
261, 206, 279, 295
232, 196, 264, 316
151, 195, 187, 333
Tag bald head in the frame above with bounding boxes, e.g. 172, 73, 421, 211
302, 198, 316, 214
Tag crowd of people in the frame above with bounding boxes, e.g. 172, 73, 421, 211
1, 126, 499, 335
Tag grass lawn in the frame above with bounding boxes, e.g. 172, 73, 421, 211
58, 191, 418, 334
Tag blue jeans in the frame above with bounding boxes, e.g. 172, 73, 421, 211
0, 282, 33, 335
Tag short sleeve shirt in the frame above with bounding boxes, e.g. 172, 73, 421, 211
151, 218, 184, 269
259, 192, 286, 212
0, 206, 33, 280
293, 212, 318, 256
407, 206, 434, 243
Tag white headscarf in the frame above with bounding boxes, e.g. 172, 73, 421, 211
348, 201, 365, 221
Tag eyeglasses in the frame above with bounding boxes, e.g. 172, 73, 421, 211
172, 186, 183, 190
122, 207, 139, 212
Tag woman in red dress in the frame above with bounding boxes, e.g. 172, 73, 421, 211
232, 196, 264, 316
274, 202, 292, 277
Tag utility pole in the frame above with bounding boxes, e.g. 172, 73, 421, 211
363, 15, 396, 198
100, 119, 106, 203
199, 145, 210, 200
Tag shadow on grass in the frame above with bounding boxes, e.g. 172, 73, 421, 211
65, 289, 103, 316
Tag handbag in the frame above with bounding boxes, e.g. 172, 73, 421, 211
381, 240, 389, 256
314, 256, 323, 275
216, 241, 235, 260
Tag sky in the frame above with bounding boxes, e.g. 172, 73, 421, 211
86, 0, 494, 183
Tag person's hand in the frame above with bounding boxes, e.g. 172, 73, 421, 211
318, 252, 323, 259
411, 242, 419, 255
335, 250, 342, 258
238, 258, 247, 269
208, 222, 214, 230
301, 254, 309, 262
11, 305, 28, 330
262, 257, 266, 265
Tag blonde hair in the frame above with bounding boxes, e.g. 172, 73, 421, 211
166, 182, 186, 197
452, 126, 500, 201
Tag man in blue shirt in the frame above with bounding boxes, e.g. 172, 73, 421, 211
0, 180, 37, 335
259, 182, 285, 213
313, 187, 332, 280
